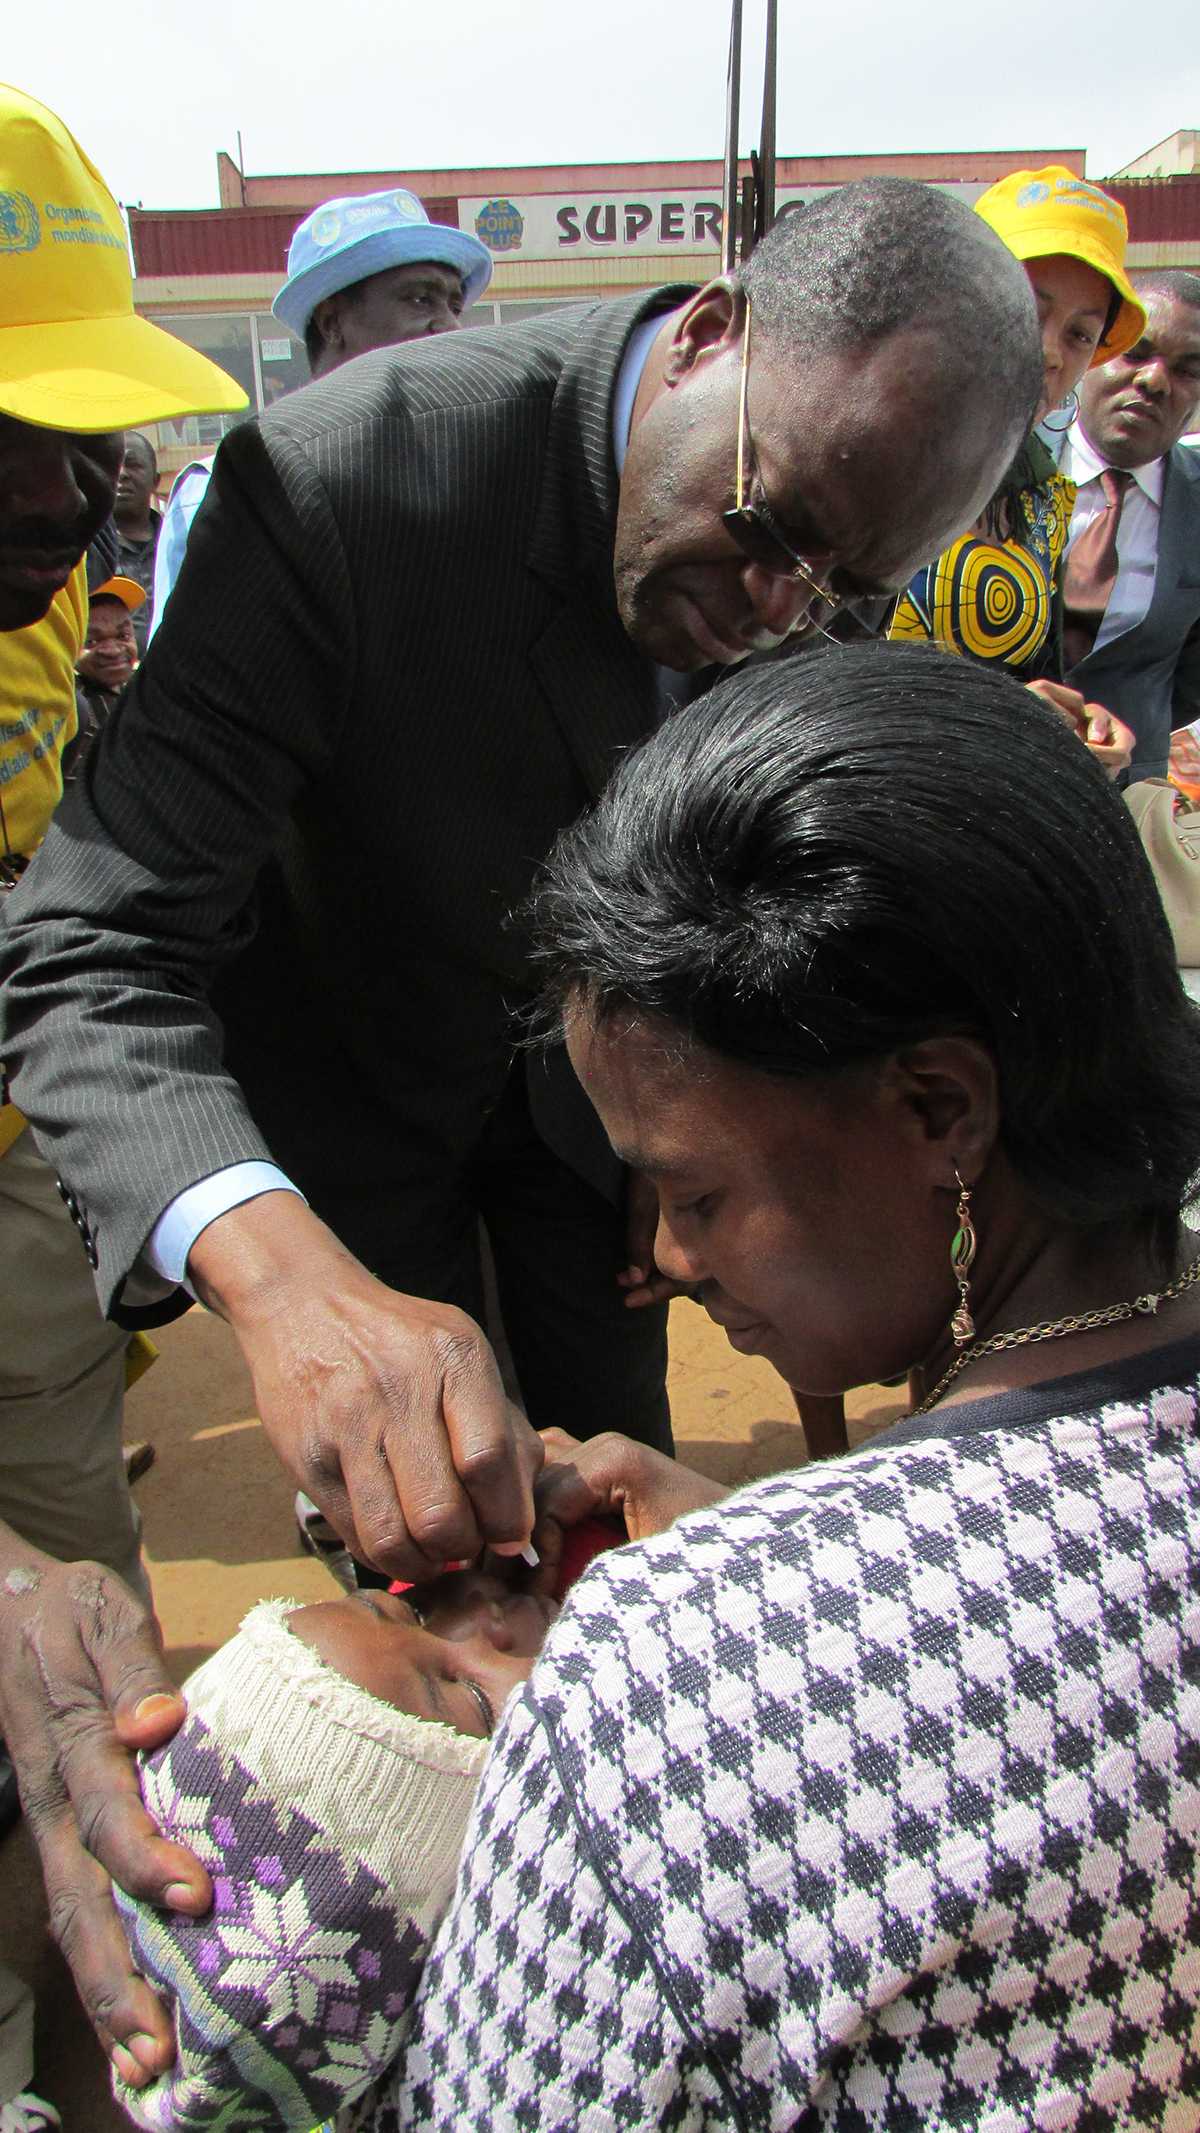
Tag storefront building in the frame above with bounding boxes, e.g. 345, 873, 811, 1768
128, 143, 1200, 479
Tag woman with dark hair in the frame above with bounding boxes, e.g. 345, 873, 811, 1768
346, 644, 1200, 2131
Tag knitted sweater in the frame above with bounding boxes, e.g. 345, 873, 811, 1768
344, 1336, 1200, 2131
113, 1602, 488, 2131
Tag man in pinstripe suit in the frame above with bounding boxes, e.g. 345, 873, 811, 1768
0, 177, 1044, 2084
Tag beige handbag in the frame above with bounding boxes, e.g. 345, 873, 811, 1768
1124, 779, 1200, 965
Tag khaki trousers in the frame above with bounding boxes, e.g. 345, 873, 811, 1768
0, 1129, 144, 1591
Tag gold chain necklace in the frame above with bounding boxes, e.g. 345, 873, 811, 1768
910, 1253, 1200, 1418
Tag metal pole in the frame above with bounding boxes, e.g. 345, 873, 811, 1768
758, 0, 778, 238
721, 0, 743, 272
740, 171, 757, 264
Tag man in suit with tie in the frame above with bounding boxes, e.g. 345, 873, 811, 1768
1060, 271, 1200, 778
0, 172, 1047, 2092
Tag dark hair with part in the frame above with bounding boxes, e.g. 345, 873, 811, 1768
531, 643, 1200, 1251
740, 179, 1043, 435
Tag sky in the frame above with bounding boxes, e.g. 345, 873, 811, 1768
5, 0, 1198, 212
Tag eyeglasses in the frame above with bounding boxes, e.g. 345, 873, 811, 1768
721, 298, 844, 639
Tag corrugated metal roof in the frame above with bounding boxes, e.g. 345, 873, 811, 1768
130, 207, 297, 276
130, 198, 453, 277
1106, 176, 1200, 242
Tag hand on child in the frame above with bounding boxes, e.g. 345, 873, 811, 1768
531, 1429, 728, 1564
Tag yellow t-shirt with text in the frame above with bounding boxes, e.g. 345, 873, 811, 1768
0, 561, 86, 1153
0, 560, 85, 863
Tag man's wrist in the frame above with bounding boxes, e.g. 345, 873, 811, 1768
185, 1192, 351, 1325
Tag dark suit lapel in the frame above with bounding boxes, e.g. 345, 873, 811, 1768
529, 597, 662, 801
525, 284, 694, 798
1093, 447, 1200, 657
1074, 447, 1193, 674
1149, 447, 1200, 619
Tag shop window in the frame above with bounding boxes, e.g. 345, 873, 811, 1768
256, 315, 310, 405
139, 313, 257, 451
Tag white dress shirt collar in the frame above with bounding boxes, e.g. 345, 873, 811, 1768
1063, 423, 1166, 509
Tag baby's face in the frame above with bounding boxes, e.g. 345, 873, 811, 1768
286, 1571, 558, 1738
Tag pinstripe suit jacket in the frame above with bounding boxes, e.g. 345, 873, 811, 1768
0, 290, 687, 1318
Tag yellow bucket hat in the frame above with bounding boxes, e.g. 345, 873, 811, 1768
974, 167, 1146, 364
0, 82, 248, 431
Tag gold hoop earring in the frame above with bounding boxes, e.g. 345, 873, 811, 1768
950, 1166, 977, 1346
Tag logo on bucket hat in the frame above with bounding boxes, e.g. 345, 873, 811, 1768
0, 190, 39, 253
310, 209, 342, 249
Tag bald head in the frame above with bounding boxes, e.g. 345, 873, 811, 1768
743, 178, 1041, 427
742, 177, 1042, 524
612, 179, 1043, 673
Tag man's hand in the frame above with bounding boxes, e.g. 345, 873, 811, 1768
617, 1169, 692, 1309
531, 1429, 728, 1577
1026, 680, 1135, 779
188, 1193, 543, 1578
0, 1530, 210, 2086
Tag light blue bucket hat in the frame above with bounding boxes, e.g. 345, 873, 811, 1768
272, 187, 493, 339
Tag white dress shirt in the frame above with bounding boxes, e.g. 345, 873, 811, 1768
1061, 425, 1165, 653
148, 458, 215, 643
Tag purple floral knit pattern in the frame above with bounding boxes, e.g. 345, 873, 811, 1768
115, 1718, 425, 2131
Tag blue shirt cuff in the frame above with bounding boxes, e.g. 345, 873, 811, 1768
146, 1163, 305, 1283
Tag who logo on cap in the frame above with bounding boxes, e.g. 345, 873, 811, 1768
0, 81, 248, 430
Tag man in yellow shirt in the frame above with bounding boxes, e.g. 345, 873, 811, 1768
0, 83, 244, 2131
0, 559, 87, 881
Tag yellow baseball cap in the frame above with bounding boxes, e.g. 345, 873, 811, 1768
91, 573, 146, 613
974, 167, 1146, 364
0, 83, 249, 431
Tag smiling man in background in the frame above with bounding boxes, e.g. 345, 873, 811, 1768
1059, 270, 1200, 777
68, 571, 144, 777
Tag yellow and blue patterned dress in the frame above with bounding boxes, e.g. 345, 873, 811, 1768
889, 436, 1075, 679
